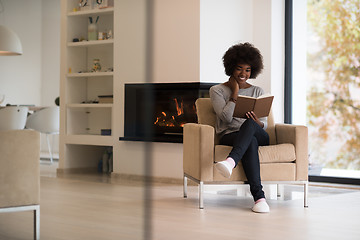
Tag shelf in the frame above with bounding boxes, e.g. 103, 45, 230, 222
65, 134, 113, 146
67, 39, 114, 47
67, 72, 113, 78
67, 7, 114, 17
67, 103, 113, 108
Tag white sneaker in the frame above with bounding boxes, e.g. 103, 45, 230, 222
215, 161, 232, 178
252, 200, 270, 213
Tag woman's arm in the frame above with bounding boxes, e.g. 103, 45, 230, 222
209, 86, 235, 123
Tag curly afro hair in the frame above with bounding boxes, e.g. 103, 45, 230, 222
223, 42, 264, 79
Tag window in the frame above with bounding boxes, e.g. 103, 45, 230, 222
290, 0, 360, 184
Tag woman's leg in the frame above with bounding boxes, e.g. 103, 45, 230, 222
218, 118, 269, 201
241, 136, 265, 201
221, 118, 269, 166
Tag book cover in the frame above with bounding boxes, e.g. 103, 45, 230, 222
233, 94, 274, 118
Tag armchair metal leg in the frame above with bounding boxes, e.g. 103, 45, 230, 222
304, 182, 309, 208
46, 134, 54, 164
34, 205, 40, 240
277, 184, 281, 198
199, 181, 204, 209
277, 184, 284, 200
183, 175, 188, 198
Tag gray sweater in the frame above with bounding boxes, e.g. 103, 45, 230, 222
209, 84, 268, 138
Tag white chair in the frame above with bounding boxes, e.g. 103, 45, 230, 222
26, 106, 59, 164
0, 106, 29, 131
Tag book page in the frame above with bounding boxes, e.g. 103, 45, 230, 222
257, 93, 272, 99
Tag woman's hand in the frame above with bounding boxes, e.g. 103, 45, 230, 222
223, 76, 239, 101
228, 76, 239, 94
246, 111, 264, 128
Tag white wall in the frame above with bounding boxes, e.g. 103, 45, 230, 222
0, 0, 60, 155
200, 0, 285, 123
40, 0, 60, 155
200, 0, 253, 84
292, 0, 307, 125
41, 0, 60, 106
0, 0, 42, 106
152, 0, 200, 83
253, 0, 285, 123
270, 0, 285, 123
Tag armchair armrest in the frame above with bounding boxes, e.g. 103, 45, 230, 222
183, 123, 214, 181
0, 130, 40, 208
275, 124, 308, 181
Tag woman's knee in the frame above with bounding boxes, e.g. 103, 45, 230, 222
240, 118, 256, 130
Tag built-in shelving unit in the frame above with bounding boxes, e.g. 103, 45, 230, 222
59, 0, 116, 172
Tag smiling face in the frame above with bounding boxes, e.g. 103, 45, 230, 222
232, 63, 251, 85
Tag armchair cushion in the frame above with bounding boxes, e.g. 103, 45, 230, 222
213, 162, 296, 182
214, 143, 297, 182
215, 143, 295, 164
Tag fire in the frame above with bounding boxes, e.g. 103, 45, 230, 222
174, 98, 184, 116
153, 98, 185, 127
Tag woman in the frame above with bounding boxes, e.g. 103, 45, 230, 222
209, 42, 270, 213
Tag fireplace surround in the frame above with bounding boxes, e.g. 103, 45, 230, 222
119, 82, 217, 143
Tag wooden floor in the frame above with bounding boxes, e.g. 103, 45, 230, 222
1, 162, 360, 240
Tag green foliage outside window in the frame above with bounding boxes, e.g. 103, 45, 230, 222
307, 0, 360, 170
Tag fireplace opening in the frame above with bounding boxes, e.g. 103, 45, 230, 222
120, 82, 216, 143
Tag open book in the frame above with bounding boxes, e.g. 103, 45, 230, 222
233, 94, 274, 118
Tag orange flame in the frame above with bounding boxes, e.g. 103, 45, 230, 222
174, 98, 184, 116
153, 99, 185, 127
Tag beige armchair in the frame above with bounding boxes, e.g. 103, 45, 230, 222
0, 130, 40, 239
183, 98, 308, 209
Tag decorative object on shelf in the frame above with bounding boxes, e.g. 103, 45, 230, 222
98, 31, 103, 40
107, 29, 113, 39
102, 148, 109, 173
98, 95, 113, 103
81, 99, 99, 104
98, 147, 113, 174
94, 0, 114, 9
79, 0, 91, 11
101, 129, 111, 136
88, 16, 99, 41
92, 58, 101, 72
98, 31, 110, 40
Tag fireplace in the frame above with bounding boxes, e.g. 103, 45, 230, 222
119, 82, 216, 143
